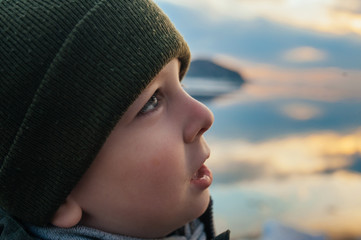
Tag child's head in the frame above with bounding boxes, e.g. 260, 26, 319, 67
0, 0, 214, 237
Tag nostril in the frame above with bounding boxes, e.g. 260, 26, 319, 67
197, 127, 208, 138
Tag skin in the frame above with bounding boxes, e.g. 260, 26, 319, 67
52, 59, 214, 238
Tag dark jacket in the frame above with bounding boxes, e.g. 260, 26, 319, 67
0, 208, 38, 240
0, 200, 230, 240
200, 199, 230, 240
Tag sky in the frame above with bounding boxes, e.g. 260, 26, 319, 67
157, 0, 361, 36
155, 1, 361, 239
155, 0, 361, 70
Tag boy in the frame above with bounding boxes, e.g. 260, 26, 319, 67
0, 0, 230, 239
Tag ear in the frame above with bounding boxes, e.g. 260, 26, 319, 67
51, 196, 82, 228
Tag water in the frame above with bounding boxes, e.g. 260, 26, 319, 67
184, 65, 361, 239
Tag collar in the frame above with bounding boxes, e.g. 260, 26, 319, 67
24, 219, 206, 240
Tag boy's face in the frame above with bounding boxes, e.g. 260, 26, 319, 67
69, 59, 214, 237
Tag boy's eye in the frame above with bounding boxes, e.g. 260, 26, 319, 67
139, 93, 159, 115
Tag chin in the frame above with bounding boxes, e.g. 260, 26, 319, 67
156, 192, 211, 238
194, 189, 211, 219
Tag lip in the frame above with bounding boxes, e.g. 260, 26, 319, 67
190, 152, 213, 190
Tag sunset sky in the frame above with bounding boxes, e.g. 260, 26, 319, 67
156, 0, 361, 70
158, 0, 361, 36
155, 1, 361, 239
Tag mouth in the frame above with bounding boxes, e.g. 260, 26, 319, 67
190, 156, 213, 189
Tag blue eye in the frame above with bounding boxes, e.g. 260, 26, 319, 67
139, 93, 159, 115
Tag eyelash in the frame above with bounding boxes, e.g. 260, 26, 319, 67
138, 90, 161, 116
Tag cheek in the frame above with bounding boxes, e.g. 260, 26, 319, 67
142, 141, 187, 187
112, 120, 189, 202
133, 137, 189, 197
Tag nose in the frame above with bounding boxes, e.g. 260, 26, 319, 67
182, 93, 214, 143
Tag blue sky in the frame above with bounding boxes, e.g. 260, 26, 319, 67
155, 0, 361, 69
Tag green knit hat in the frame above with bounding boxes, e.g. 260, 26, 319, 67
0, 0, 190, 225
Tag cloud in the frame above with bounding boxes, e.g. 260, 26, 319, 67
207, 124, 361, 238
331, 0, 361, 13
212, 160, 269, 185
156, 0, 361, 36
278, 103, 323, 120
212, 55, 361, 103
282, 47, 327, 63
156, 1, 361, 70
207, 128, 361, 185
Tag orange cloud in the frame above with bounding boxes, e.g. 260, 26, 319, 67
208, 128, 361, 177
212, 55, 361, 103
279, 103, 323, 120
282, 47, 327, 63
157, 0, 361, 36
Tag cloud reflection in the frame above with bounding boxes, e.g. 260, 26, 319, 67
211, 171, 361, 238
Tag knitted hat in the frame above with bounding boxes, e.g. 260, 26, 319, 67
0, 0, 190, 225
